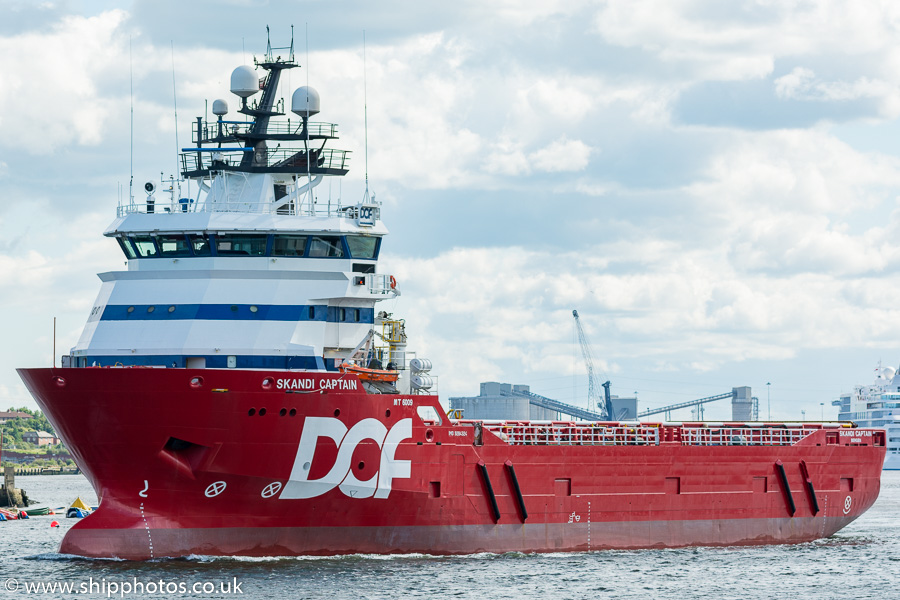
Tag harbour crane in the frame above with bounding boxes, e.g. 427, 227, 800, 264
573, 310, 614, 419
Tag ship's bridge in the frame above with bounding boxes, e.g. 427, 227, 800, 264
72, 197, 397, 372
106, 211, 388, 262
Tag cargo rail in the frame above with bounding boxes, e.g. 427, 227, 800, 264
455, 420, 878, 447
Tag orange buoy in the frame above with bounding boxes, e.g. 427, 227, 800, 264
50, 520, 60, 528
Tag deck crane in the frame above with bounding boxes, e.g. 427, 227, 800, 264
573, 310, 614, 419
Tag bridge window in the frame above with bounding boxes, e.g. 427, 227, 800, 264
308, 236, 344, 258
346, 235, 379, 259
116, 233, 373, 260
117, 237, 137, 259
273, 235, 308, 257
215, 234, 268, 256
131, 236, 159, 258
157, 235, 192, 257
188, 234, 212, 256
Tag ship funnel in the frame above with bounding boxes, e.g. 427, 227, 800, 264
291, 86, 320, 117
212, 99, 229, 116
230, 65, 260, 98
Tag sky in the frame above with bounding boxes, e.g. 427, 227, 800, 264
3, 0, 900, 421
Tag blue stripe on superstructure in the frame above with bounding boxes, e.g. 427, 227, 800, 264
100, 304, 374, 323
80, 354, 326, 369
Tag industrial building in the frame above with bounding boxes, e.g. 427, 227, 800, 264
450, 382, 638, 421
449, 382, 756, 422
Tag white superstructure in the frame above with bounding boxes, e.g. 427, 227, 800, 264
834, 363, 900, 470
62, 33, 433, 395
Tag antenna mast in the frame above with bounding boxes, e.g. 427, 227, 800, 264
171, 41, 182, 199
305, 23, 313, 215
129, 37, 134, 206
363, 30, 370, 202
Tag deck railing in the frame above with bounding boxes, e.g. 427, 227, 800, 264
679, 426, 813, 446
467, 421, 834, 447
180, 147, 350, 174
476, 422, 661, 446
192, 120, 339, 143
117, 197, 379, 219
367, 273, 396, 296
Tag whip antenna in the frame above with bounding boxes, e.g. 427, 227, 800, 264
171, 41, 182, 199
363, 30, 369, 202
129, 36, 134, 206
305, 23, 313, 214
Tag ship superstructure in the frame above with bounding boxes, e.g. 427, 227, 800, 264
67, 37, 422, 392
17, 35, 886, 560
834, 363, 900, 470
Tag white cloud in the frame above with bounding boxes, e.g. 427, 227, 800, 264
594, 0, 900, 67
529, 138, 592, 172
686, 129, 900, 217
484, 137, 592, 176
387, 230, 900, 400
0, 11, 128, 153
775, 66, 893, 104
591, 0, 900, 130
470, 0, 594, 27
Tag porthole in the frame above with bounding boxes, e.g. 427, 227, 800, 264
279, 408, 287, 417
127, 306, 135, 313
248, 408, 256, 416
168, 305, 176, 313
250, 305, 258, 313
289, 408, 297, 417
259, 408, 267, 416
147, 306, 155, 313
334, 408, 341, 417
385, 409, 391, 418
357, 461, 365, 471
230, 305, 238, 312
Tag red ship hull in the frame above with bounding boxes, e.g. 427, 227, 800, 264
18, 367, 885, 560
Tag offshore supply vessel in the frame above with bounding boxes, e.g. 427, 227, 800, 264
18, 38, 886, 559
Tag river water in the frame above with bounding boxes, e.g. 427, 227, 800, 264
1, 472, 898, 599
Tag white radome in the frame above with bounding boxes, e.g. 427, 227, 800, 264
291, 86, 320, 117
230, 65, 260, 98
212, 99, 228, 116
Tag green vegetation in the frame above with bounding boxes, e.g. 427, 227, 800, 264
1, 406, 55, 437
17, 457, 76, 469
1, 407, 70, 467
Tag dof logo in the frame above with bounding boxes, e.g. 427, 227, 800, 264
279, 417, 412, 500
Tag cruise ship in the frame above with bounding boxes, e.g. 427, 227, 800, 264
17, 35, 886, 559
834, 363, 900, 470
